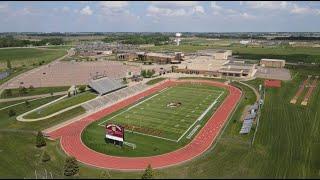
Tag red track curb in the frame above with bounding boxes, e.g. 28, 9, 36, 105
47, 80, 242, 171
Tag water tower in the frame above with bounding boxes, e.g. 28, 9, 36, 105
175, 33, 181, 46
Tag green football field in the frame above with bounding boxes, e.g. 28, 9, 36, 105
98, 83, 224, 141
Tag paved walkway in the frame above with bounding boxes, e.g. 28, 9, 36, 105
0, 91, 67, 103
46, 79, 242, 171
16, 95, 67, 122
238, 81, 260, 100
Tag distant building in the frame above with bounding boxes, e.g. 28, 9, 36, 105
240, 40, 250, 45
260, 59, 286, 68
197, 49, 232, 60
218, 62, 257, 78
214, 50, 232, 60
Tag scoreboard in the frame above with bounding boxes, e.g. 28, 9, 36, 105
105, 124, 124, 142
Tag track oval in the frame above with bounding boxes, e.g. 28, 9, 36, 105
47, 79, 242, 170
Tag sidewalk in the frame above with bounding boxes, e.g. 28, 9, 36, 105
0, 91, 67, 103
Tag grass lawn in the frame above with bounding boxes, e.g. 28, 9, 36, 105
0, 96, 62, 130
1, 86, 69, 99
24, 92, 96, 119
145, 77, 166, 85
0, 48, 66, 69
82, 83, 227, 157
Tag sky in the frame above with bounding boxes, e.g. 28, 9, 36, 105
1, 1, 320, 32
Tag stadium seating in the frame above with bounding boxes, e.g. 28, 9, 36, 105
88, 77, 126, 95
82, 83, 148, 111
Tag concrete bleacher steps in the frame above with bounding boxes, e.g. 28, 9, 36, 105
81, 83, 148, 111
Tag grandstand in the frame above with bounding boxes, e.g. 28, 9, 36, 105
88, 77, 126, 95
240, 102, 259, 134
82, 83, 148, 111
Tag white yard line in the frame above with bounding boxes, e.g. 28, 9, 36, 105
125, 130, 177, 142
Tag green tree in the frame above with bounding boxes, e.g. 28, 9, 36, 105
78, 86, 86, 93
122, 77, 128, 84
36, 131, 46, 148
141, 164, 154, 179
19, 87, 28, 95
141, 70, 147, 78
64, 156, 79, 176
5, 89, 12, 97
41, 150, 51, 162
25, 100, 30, 107
6, 59, 12, 69
29, 85, 34, 91
8, 109, 16, 117
99, 170, 111, 179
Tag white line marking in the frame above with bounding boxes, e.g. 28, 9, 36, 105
176, 91, 224, 142
186, 125, 201, 139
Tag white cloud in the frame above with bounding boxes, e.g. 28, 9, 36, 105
80, 6, 93, 15
100, 1, 129, 8
192, 6, 205, 14
290, 4, 320, 15
149, 1, 199, 7
0, 2, 8, 11
245, 1, 289, 10
240, 12, 256, 19
211, 1, 222, 10
62, 6, 70, 13
147, 5, 187, 17
211, 1, 237, 16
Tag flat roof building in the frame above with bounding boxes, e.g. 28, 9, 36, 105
260, 59, 286, 68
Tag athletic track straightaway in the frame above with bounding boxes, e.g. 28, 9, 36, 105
46, 80, 242, 171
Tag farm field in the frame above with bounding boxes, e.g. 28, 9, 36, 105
24, 92, 96, 119
1, 86, 69, 99
82, 83, 227, 157
0, 48, 66, 70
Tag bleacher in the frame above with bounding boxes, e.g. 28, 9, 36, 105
82, 83, 148, 111
88, 77, 126, 95
240, 102, 259, 134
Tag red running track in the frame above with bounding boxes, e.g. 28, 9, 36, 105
47, 79, 242, 171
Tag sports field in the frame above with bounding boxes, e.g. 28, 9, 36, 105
82, 83, 227, 156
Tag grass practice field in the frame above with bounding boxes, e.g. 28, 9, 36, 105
0, 48, 66, 70
82, 83, 227, 157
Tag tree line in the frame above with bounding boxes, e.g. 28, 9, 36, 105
0, 36, 64, 48
102, 33, 170, 45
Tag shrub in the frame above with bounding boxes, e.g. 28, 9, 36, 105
141, 164, 154, 179
36, 131, 46, 148
41, 150, 51, 162
8, 109, 16, 117
64, 156, 79, 176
